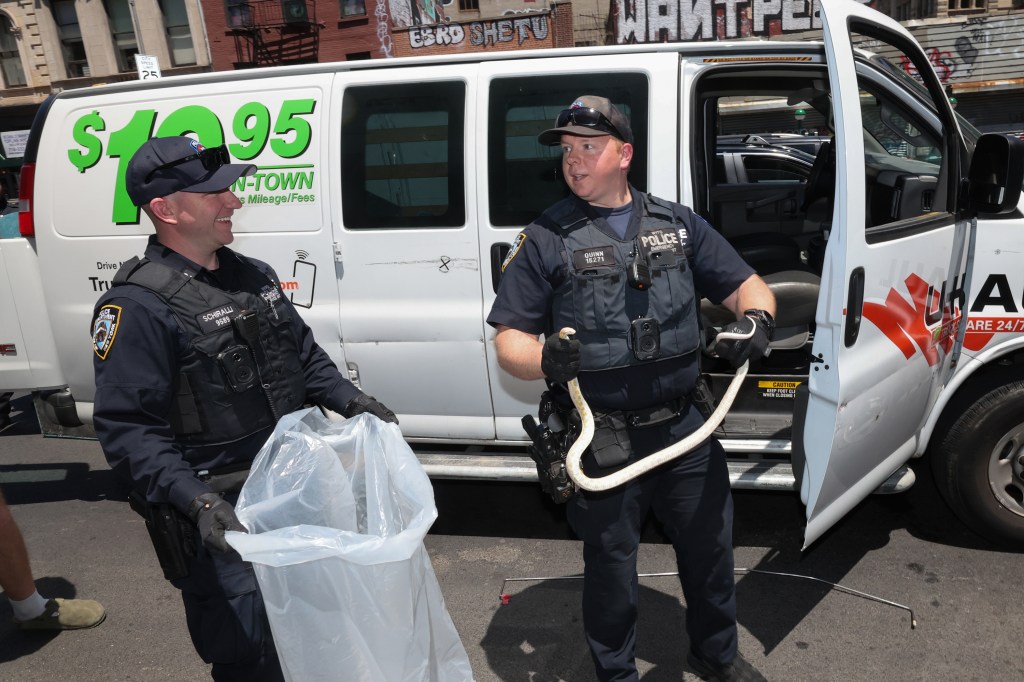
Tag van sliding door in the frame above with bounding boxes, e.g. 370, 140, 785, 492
333, 72, 493, 440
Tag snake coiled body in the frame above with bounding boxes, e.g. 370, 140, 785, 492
559, 326, 751, 492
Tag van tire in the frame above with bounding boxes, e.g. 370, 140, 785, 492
931, 380, 1024, 547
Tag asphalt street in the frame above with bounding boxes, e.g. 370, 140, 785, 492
1, 392, 1021, 681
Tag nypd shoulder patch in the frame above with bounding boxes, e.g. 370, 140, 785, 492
502, 232, 527, 272
93, 305, 122, 360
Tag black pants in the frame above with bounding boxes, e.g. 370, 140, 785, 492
567, 411, 737, 682
172, 503, 284, 681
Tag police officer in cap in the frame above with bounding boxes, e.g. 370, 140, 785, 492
92, 136, 397, 680
488, 97, 773, 681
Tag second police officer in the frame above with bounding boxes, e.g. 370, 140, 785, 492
91, 136, 397, 680
488, 96, 774, 681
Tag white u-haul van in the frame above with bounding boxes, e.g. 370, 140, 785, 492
2, 0, 1022, 548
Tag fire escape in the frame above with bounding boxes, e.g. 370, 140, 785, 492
227, 0, 321, 68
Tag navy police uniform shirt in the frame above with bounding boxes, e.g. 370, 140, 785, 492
92, 236, 361, 512
487, 187, 753, 412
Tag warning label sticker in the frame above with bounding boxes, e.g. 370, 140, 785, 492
757, 380, 802, 399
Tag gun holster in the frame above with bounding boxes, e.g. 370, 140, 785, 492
692, 373, 717, 423
128, 492, 194, 581
522, 392, 576, 504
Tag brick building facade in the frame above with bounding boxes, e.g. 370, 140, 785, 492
391, 1, 573, 57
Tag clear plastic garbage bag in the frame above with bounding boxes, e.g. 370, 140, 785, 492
226, 407, 474, 682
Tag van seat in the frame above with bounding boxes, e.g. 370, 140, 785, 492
728, 232, 805, 275
701, 270, 820, 351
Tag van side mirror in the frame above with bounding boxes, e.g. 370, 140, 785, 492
967, 133, 1024, 215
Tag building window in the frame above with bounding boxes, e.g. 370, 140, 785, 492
346, 51, 371, 60
0, 15, 27, 87
159, 0, 196, 66
948, 0, 985, 10
54, 0, 89, 78
458, 0, 478, 11
225, 0, 253, 28
341, 0, 366, 17
104, 0, 139, 72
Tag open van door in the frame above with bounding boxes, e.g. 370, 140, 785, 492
799, 0, 971, 547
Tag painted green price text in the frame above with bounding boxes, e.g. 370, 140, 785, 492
68, 99, 317, 224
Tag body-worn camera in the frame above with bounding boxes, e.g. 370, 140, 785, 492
218, 345, 258, 392
630, 317, 661, 361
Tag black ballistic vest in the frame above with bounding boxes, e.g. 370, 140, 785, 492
548, 194, 700, 370
111, 254, 308, 445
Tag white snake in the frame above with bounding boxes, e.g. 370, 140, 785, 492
561, 324, 752, 492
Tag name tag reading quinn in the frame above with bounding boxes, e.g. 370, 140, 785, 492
197, 304, 238, 334
573, 245, 617, 271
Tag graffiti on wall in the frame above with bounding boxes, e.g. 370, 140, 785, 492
614, 0, 829, 43
899, 47, 956, 83
408, 15, 550, 49
863, 15, 1024, 86
376, 0, 394, 57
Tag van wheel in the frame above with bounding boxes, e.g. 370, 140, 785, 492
931, 381, 1024, 546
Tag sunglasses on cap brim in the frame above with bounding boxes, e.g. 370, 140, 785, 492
555, 107, 626, 142
144, 144, 231, 183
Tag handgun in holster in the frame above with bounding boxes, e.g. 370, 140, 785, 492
521, 391, 576, 504
692, 372, 718, 423
128, 491, 194, 581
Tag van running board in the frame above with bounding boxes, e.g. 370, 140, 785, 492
414, 450, 916, 495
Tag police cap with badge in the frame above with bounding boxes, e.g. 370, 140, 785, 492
125, 136, 257, 207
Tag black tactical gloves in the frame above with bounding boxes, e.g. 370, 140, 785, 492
713, 309, 775, 368
541, 334, 582, 383
343, 394, 399, 424
188, 492, 246, 553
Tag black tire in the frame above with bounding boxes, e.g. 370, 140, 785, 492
931, 380, 1024, 546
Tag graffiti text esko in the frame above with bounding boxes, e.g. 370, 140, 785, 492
409, 23, 466, 48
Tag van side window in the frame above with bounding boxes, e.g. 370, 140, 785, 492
487, 74, 649, 227
851, 31, 953, 234
341, 81, 466, 229
857, 83, 945, 229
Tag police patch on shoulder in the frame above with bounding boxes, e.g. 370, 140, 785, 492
93, 305, 122, 360
501, 232, 527, 272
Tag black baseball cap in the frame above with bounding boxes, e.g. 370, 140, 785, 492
125, 136, 256, 207
538, 95, 634, 146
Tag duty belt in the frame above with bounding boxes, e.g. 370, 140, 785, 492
599, 395, 689, 429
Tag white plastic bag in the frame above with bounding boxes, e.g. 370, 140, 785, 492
226, 408, 473, 681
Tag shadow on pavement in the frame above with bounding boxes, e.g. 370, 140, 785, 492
482, 580, 691, 681
0, 463, 125, 505
436, 460, 1018, 666
729, 458, 1014, 655
0, 394, 125, 505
